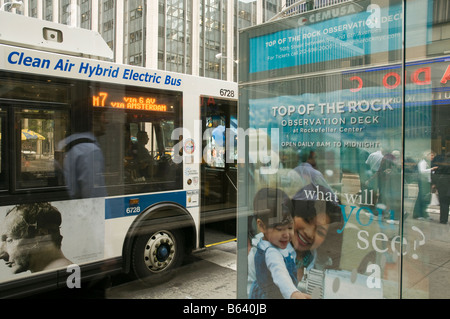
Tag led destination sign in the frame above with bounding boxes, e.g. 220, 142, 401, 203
92, 91, 169, 112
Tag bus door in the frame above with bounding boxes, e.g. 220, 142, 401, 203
200, 96, 237, 245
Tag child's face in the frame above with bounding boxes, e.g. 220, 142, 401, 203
260, 221, 294, 250
292, 213, 330, 253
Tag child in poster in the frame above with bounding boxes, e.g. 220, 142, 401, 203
249, 188, 310, 299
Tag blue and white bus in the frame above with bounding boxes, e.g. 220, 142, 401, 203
0, 11, 237, 298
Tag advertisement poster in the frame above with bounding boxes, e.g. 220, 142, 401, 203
239, 0, 450, 299
245, 74, 404, 299
249, 3, 402, 73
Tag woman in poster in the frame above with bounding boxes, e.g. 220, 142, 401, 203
247, 184, 342, 299
290, 184, 342, 281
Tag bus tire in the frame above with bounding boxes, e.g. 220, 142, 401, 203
131, 228, 185, 284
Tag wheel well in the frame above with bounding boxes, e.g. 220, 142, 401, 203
122, 202, 196, 274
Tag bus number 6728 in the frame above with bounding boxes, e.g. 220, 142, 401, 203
126, 206, 141, 214
220, 89, 235, 97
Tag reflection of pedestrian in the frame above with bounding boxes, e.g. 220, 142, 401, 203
0, 203, 72, 274
287, 148, 329, 191
249, 188, 310, 299
366, 149, 384, 175
58, 111, 107, 199
413, 150, 438, 220
365, 148, 384, 206
432, 153, 450, 224
368, 151, 402, 222
404, 155, 418, 197
341, 147, 371, 203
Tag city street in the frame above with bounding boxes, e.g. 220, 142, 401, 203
105, 237, 237, 299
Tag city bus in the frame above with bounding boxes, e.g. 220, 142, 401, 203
0, 11, 237, 298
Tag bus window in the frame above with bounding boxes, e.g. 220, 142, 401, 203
124, 120, 176, 181
133, 126, 155, 180
204, 115, 226, 168
15, 108, 69, 189
91, 87, 183, 195
200, 97, 237, 239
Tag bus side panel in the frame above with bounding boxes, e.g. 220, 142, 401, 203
104, 191, 200, 258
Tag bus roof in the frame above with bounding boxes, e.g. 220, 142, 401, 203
0, 11, 113, 60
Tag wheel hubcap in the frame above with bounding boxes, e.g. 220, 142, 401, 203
143, 231, 176, 273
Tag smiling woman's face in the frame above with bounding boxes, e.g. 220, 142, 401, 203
292, 213, 330, 253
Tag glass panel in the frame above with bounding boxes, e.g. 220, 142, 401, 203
402, 0, 450, 299
59, 0, 72, 25
0, 79, 69, 103
238, 0, 407, 299
201, 97, 238, 215
125, 0, 145, 66
79, 0, 92, 29
200, 0, 227, 79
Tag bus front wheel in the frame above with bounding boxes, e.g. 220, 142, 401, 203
131, 229, 184, 284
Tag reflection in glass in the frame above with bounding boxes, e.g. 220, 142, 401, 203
401, 0, 450, 298
16, 109, 69, 189
237, 0, 448, 299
